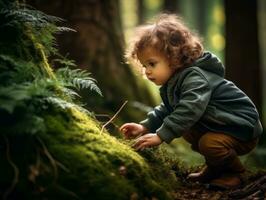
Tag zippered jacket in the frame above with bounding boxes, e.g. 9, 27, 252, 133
140, 52, 263, 143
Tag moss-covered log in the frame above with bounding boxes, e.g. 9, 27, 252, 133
0, 107, 175, 199
0, 1, 178, 199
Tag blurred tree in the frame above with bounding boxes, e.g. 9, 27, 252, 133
137, 0, 145, 24
163, 0, 179, 13
177, 0, 225, 60
225, 0, 262, 116
27, 0, 156, 124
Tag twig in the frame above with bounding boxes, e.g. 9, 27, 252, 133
56, 160, 70, 173
94, 114, 110, 117
95, 114, 120, 130
100, 101, 128, 134
3, 135, 19, 200
37, 136, 58, 184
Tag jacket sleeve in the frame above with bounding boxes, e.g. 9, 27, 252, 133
157, 71, 212, 143
140, 102, 170, 132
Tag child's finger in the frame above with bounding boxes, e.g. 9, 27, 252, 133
132, 137, 145, 149
124, 132, 132, 139
119, 124, 128, 131
135, 142, 148, 151
120, 123, 134, 131
120, 127, 127, 133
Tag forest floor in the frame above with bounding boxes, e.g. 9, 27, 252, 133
172, 170, 266, 200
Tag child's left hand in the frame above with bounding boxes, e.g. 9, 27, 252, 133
132, 133, 162, 151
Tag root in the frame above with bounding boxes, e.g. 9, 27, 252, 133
28, 147, 42, 184
100, 101, 128, 134
229, 175, 266, 199
2, 135, 19, 200
37, 136, 58, 184
53, 184, 80, 199
56, 160, 70, 173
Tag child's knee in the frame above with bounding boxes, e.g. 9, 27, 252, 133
198, 132, 229, 158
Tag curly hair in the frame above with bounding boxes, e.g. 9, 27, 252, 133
125, 14, 204, 70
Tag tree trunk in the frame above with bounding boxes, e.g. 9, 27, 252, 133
27, 0, 156, 122
224, 0, 262, 116
137, 0, 145, 24
163, 0, 179, 13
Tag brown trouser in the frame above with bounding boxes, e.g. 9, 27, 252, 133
183, 130, 258, 171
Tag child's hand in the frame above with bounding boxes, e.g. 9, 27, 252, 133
132, 134, 162, 151
120, 123, 148, 139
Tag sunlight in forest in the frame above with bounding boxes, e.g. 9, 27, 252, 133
1, 0, 266, 199
144, 0, 163, 10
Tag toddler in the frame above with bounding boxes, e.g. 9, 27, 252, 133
120, 14, 263, 189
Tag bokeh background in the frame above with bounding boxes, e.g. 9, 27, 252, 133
27, 0, 266, 169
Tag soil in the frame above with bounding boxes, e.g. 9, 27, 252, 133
173, 172, 266, 200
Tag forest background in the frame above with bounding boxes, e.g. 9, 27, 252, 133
28, 0, 266, 168
1, 0, 266, 199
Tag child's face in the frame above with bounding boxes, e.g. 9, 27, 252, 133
138, 47, 175, 85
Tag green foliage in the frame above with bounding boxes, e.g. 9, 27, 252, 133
0, 1, 178, 199
0, 2, 101, 136
56, 67, 102, 96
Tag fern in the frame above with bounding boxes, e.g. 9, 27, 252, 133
3, 5, 62, 28
53, 56, 76, 67
0, 1, 101, 136
0, 54, 42, 84
56, 67, 103, 96
44, 97, 91, 115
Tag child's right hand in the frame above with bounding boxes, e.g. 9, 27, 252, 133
119, 123, 148, 139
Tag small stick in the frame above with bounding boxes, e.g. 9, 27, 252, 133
100, 101, 128, 134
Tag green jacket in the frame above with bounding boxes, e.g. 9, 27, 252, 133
140, 52, 263, 143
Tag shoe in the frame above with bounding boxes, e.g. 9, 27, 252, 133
187, 166, 218, 183
209, 173, 242, 190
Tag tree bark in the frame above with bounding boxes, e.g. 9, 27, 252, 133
137, 0, 145, 24
224, 0, 262, 115
163, 0, 179, 13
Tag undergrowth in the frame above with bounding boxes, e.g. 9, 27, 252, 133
0, 1, 180, 199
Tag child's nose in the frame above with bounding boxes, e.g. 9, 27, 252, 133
145, 68, 152, 75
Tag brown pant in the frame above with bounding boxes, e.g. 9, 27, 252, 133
183, 130, 258, 168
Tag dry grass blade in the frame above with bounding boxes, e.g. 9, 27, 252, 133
100, 101, 128, 134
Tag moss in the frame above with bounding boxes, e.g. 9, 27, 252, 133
0, 2, 179, 199
0, 108, 173, 200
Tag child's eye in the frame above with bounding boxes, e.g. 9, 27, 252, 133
149, 62, 156, 67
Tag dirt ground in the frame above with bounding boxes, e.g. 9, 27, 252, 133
173, 171, 266, 200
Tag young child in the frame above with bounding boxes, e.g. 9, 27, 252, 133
120, 14, 263, 189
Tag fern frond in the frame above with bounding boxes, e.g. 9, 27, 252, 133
45, 97, 76, 110
61, 87, 80, 99
0, 78, 57, 114
53, 57, 76, 68
57, 26, 76, 33
0, 54, 42, 84
56, 67, 103, 96
4, 8, 62, 28
45, 97, 92, 116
